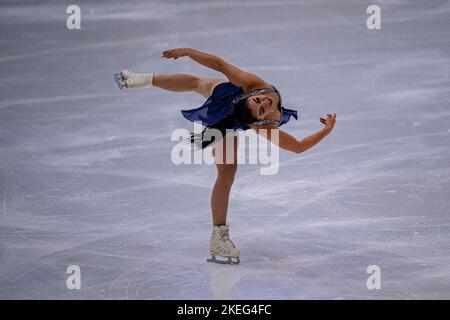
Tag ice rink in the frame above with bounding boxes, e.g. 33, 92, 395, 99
1, 0, 449, 299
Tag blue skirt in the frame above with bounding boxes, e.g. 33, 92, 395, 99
181, 82, 298, 130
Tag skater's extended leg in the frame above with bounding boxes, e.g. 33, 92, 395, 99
116, 69, 226, 98
153, 74, 199, 93
154, 74, 226, 98
211, 134, 238, 226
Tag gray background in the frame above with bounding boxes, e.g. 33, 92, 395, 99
0, 0, 449, 299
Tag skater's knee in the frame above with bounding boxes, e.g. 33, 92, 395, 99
218, 174, 235, 187
177, 74, 200, 91
217, 164, 237, 185
189, 74, 201, 90
195, 77, 223, 98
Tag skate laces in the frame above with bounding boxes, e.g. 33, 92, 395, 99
220, 228, 229, 240
220, 230, 235, 248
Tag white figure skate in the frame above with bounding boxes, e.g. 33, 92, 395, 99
207, 225, 240, 265
113, 70, 154, 89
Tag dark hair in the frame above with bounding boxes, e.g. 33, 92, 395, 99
190, 98, 257, 149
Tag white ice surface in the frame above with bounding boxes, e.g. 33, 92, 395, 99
0, 0, 450, 299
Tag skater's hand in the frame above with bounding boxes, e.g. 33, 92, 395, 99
162, 48, 189, 60
320, 114, 336, 133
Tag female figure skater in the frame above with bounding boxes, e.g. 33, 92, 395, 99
114, 48, 336, 264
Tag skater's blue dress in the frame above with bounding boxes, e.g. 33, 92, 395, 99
181, 82, 298, 131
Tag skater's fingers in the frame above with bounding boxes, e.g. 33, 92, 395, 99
163, 50, 184, 60
163, 51, 176, 57
163, 49, 179, 55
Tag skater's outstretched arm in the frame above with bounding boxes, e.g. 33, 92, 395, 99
162, 48, 265, 90
252, 114, 336, 154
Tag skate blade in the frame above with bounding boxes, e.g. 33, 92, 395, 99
207, 256, 240, 265
113, 73, 125, 89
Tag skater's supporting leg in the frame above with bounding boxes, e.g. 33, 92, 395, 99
211, 135, 238, 226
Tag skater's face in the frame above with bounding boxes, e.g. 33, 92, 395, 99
246, 94, 279, 120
